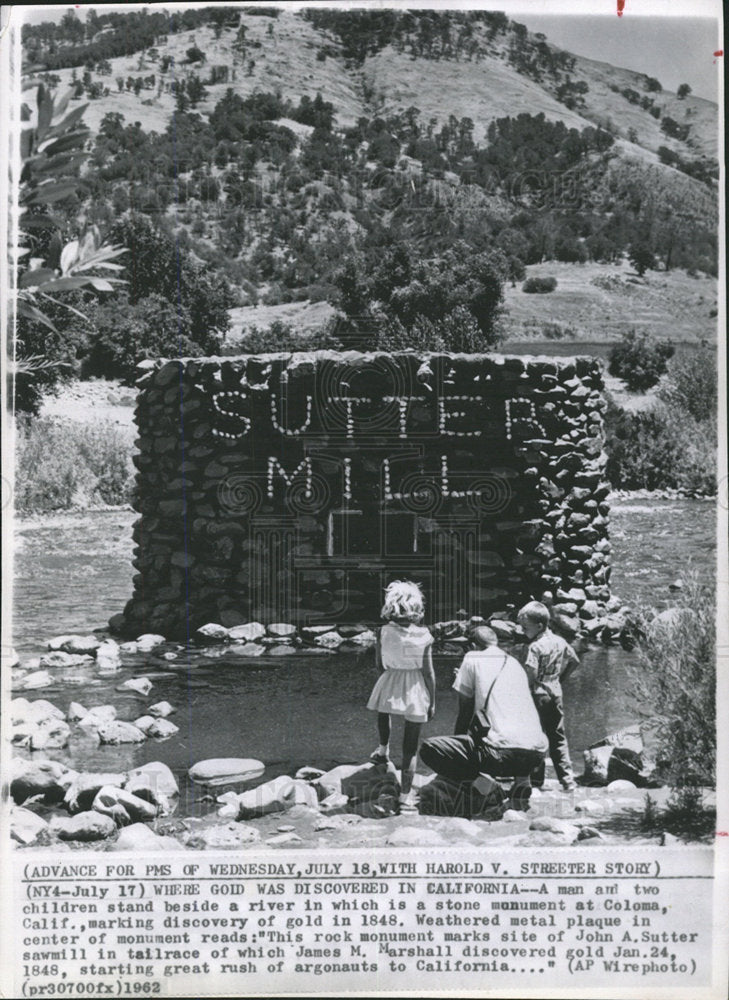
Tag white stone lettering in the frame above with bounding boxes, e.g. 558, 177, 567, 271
267, 456, 313, 498
211, 390, 250, 437
504, 398, 546, 440
270, 394, 313, 436
437, 396, 483, 436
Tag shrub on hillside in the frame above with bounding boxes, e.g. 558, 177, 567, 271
658, 345, 717, 422
522, 276, 557, 294
630, 576, 715, 789
604, 399, 716, 495
15, 416, 134, 513
231, 320, 342, 354
375, 305, 487, 353
608, 330, 675, 391
82, 293, 223, 382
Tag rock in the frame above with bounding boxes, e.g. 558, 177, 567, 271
319, 791, 349, 815
228, 622, 265, 642
47, 634, 77, 651
118, 677, 153, 696
348, 629, 376, 646
235, 776, 318, 819
112, 824, 180, 852
78, 704, 117, 728
577, 826, 604, 841
97, 721, 147, 745
189, 758, 265, 786
39, 651, 93, 669
51, 811, 116, 842
266, 832, 303, 846
160, 652, 178, 661
96, 639, 122, 671
135, 634, 167, 651
314, 630, 344, 648
17, 670, 52, 690
108, 613, 127, 634
120, 641, 139, 653
62, 635, 102, 655
268, 645, 297, 656
487, 619, 518, 643
316, 762, 400, 804
669, 578, 684, 592
580, 600, 602, 620
146, 718, 179, 739
336, 624, 368, 638
591, 724, 644, 755
267, 623, 297, 638
133, 716, 156, 734
607, 779, 638, 793
12, 722, 37, 747
502, 809, 529, 823
576, 799, 608, 817
186, 823, 261, 850
228, 643, 265, 657
529, 816, 580, 843
148, 701, 175, 718
30, 718, 71, 750
11, 758, 72, 805
301, 625, 336, 637
125, 762, 179, 803
22, 699, 65, 725
92, 786, 158, 824
195, 623, 230, 644
68, 701, 88, 722
295, 766, 325, 781
552, 613, 580, 638
11, 806, 50, 845
583, 745, 653, 787
386, 826, 447, 847
64, 772, 129, 812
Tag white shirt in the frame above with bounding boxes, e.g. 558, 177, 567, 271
453, 648, 548, 752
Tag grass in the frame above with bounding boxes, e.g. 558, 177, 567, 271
14, 415, 135, 514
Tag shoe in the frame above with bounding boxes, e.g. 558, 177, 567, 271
561, 780, 577, 792
369, 750, 389, 765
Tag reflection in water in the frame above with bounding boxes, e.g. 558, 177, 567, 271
13, 500, 714, 803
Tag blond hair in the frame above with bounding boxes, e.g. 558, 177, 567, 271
517, 601, 551, 628
381, 580, 425, 624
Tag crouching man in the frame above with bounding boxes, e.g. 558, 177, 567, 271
419, 626, 548, 812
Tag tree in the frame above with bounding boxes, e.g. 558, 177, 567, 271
677, 83, 692, 99
608, 330, 675, 391
14, 84, 126, 413
628, 243, 656, 277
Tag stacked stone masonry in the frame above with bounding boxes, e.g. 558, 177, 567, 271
120, 351, 611, 638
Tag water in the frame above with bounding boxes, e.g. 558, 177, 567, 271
12, 499, 715, 803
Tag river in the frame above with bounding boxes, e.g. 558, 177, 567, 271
12, 499, 715, 799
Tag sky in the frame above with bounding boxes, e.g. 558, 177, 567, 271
15, 3, 723, 102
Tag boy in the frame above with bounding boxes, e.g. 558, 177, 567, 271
516, 601, 579, 792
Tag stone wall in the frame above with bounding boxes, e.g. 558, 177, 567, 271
117, 352, 611, 638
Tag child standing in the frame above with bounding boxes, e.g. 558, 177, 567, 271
367, 581, 435, 813
516, 601, 579, 792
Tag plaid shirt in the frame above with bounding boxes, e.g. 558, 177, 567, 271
521, 628, 579, 697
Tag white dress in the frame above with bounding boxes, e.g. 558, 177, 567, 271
366, 622, 433, 723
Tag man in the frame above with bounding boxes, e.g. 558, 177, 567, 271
419, 626, 548, 811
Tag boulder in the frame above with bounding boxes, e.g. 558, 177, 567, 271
135, 634, 167, 652
315, 762, 400, 804
235, 776, 318, 819
96, 639, 122, 671
30, 719, 71, 751
125, 761, 179, 802
11, 722, 37, 747
337, 624, 369, 638
61, 635, 101, 656
348, 629, 377, 647
318, 791, 349, 815
22, 699, 65, 725
68, 701, 88, 722
195, 623, 230, 644
418, 774, 500, 818
146, 718, 179, 739
11, 807, 50, 845
607, 779, 638, 794
590, 724, 643, 755
97, 721, 147, 745
133, 716, 156, 734
185, 823, 261, 850
77, 704, 117, 728
295, 766, 325, 781
488, 619, 518, 642
552, 613, 581, 638
120, 641, 140, 653
228, 643, 265, 657
189, 758, 265, 786
301, 625, 336, 637
148, 701, 175, 718
111, 824, 180, 852
228, 622, 265, 642
529, 816, 580, 843
11, 758, 72, 805
39, 651, 93, 669
51, 811, 116, 842
267, 623, 297, 638
118, 677, 153, 696
583, 744, 654, 787
65, 772, 129, 812
16, 670, 52, 690
314, 630, 344, 649
92, 786, 159, 824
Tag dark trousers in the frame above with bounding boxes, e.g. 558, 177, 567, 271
532, 691, 574, 787
420, 734, 544, 784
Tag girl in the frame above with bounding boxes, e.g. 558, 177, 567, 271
367, 580, 435, 813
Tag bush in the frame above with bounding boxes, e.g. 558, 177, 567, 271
629, 576, 715, 790
15, 415, 134, 513
522, 276, 557, 293
608, 330, 675, 391
658, 345, 717, 422
231, 320, 342, 354
604, 398, 716, 494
